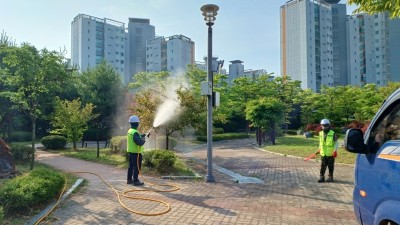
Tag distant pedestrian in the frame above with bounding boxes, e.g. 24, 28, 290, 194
126, 115, 147, 186
317, 119, 338, 183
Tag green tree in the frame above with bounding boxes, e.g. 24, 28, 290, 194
226, 76, 261, 133
295, 89, 321, 126
160, 85, 204, 149
51, 98, 98, 150
0, 43, 71, 169
348, 0, 400, 18
128, 70, 204, 149
355, 84, 383, 122
245, 97, 286, 145
334, 86, 360, 125
78, 61, 125, 153
0, 32, 17, 140
274, 76, 302, 131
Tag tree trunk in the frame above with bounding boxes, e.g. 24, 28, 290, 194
6, 113, 12, 142
271, 123, 276, 145
96, 128, 100, 158
30, 118, 36, 170
166, 130, 169, 150
256, 127, 262, 147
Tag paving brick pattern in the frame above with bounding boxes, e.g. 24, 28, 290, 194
36, 138, 357, 225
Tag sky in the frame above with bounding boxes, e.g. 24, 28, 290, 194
0, 0, 358, 76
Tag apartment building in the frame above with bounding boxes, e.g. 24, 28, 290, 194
347, 13, 400, 86
71, 14, 126, 79
146, 35, 195, 75
280, 0, 347, 92
127, 18, 155, 80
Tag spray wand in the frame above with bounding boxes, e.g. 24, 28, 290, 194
145, 127, 155, 138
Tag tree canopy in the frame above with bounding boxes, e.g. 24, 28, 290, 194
0, 43, 71, 169
51, 98, 98, 150
348, 0, 400, 18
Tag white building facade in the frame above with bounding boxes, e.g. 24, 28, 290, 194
280, 0, 346, 92
71, 14, 126, 79
146, 35, 195, 75
347, 13, 400, 86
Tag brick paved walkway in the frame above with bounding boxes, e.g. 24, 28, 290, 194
36, 138, 357, 225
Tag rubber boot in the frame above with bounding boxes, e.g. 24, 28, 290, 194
318, 176, 325, 183
326, 175, 333, 182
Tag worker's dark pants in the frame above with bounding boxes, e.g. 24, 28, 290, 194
127, 153, 142, 182
320, 156, 335, 177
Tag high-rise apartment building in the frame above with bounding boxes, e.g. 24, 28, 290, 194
347, 13, 400, 86
244, 69, 271, 80
331, 4, 348, 86
228, 60, 245, 85
280, 0, 347, 92
127, 18, 155, 79
71, 14, 126, 79
146, 35, 195, 74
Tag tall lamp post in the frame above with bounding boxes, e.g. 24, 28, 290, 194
201, 4, 219, 183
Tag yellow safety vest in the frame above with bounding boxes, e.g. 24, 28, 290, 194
319, 130, 335, 156
127, 128, 143, 153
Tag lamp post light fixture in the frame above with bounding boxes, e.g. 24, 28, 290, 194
201, 4, 219, 183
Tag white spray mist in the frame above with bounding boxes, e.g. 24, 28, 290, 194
153, 98, 180, 128
152, 70, 188, 128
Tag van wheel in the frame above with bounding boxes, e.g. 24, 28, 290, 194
386, 221, 399, 225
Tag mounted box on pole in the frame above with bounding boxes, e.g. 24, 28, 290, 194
201, 81, 212, 96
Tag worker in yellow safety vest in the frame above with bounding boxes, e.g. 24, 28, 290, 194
317, 119, 338, 183
127, 115, 147, 186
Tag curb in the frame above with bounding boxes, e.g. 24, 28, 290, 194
25, 178, 85, 225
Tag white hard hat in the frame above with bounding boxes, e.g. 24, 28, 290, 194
129, 115, 140, 123
320, 119, 330, 125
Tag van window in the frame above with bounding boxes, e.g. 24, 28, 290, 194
370, 103, 400, 152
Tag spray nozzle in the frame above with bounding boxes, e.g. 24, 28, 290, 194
146, 127, 155, 138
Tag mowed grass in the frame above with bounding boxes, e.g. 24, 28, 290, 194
58, 148, 128, 168
52, 148, 195, 176
263, 135, 357, 165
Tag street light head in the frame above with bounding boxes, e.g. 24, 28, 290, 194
201, 4, 219, 25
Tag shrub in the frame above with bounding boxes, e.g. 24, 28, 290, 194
285, 130, 298, 135
109, 136, 127, 155
41, 135, 67, 149
0, 206, 3, 224
143, 150, 177, 173
305, 124, 320, 132
156, 136, 177, 150
9, 131, 32, 142
9, 144, 33, 162
197, 133, 249, 142
0, 168, 64, 215
213, 127, 224, 134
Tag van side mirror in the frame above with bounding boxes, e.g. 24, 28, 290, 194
344, 128, 367, 153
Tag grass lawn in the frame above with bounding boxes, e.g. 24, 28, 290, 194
51, 147, 196, 176
264, 135, 357, 165
58, 148, 128, 168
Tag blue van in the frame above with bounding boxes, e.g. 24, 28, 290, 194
345, 89, 400, 225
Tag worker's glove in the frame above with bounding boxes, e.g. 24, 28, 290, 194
332, 151, 337, 158
315, 149, 320, 154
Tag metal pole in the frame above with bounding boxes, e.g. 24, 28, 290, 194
206, 23, 215, 182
